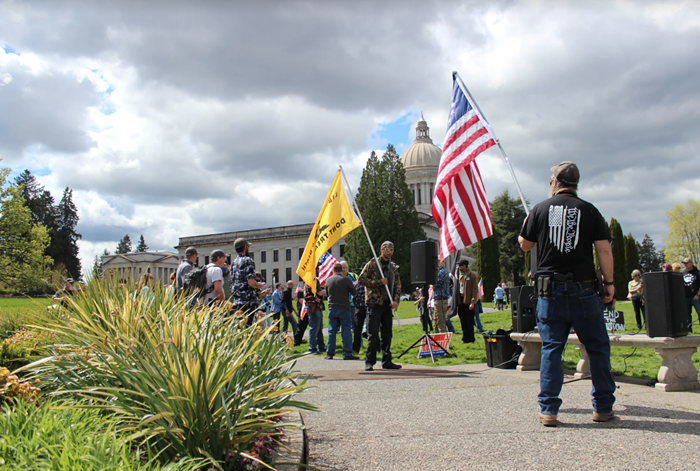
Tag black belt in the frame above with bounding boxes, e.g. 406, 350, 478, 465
550, 280, 595, 289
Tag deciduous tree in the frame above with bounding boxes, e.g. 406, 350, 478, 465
664, 199, 700, 263
0, 165, 53, 291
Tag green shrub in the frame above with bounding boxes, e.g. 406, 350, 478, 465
0, 329, 55, 370
0, 397, 205, 470
22, 277, 316, 470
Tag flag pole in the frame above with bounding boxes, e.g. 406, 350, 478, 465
339, 166, 402, 328
453, 72, 530, 216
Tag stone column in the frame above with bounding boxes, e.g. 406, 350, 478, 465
655, 347, 700, 392
574, 344, 590, 380
516, 341, 542, 371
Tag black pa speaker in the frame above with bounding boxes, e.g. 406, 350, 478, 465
511, 285, 538, 333
643, 271, 688, 338
410, 240, 437, 285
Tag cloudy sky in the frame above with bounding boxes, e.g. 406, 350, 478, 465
2, 0, 699, 272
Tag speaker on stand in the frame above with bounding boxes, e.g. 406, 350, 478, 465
643, 271, 688, 338
410, 240, 437, 286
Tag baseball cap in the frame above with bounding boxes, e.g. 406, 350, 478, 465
185, 247, 198, 257
551, 161, 580, 186
234, 238, 250, 251
380, 241, 394, 250
683, 257, 693, 264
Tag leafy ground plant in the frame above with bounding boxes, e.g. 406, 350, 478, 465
21, 278, 316, 470
0, 397, 205, 470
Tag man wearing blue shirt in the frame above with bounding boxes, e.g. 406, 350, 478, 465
433, 259, 451, 332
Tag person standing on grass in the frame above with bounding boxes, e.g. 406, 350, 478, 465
281, 280, 299, 335
494, 283, 505, 310
324, 263, 359, 360
455, 260, 479, 344
519, 161, 616, 427
682, 258, 700, 333
628, 269, 645, 330
432, 259, 450, 333
358, 241, 402, 371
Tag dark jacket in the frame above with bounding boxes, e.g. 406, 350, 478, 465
358, 257, 401, 305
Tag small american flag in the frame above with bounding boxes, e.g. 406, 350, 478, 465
317, 251, 338, 287
478, 278, 484, 298
432, 73, 495, 260
299, 299, 307, 320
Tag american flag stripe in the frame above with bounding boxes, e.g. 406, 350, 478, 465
432, 74, 495, 260
317, 252, 338, 286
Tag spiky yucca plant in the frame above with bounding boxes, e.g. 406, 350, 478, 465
20, 276, 316, 470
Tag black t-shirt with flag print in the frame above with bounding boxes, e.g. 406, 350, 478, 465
521, 193, 610, 283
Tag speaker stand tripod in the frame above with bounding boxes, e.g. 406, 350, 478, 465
397, 331, 455, 363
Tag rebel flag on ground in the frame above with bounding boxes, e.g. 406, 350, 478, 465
432, 72, 496, 261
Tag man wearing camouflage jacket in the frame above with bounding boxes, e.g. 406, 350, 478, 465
358, 241, 402, 371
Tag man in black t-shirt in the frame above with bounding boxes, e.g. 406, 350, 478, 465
682, 257, 700, 333
519, 161, 616, 427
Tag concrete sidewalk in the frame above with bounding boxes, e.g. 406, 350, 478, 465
294, 354, 700, 471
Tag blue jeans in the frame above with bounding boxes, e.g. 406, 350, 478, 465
536, 285, 615, 415
686, 297, 700, 332
282, 310, 298, 334
446, 318, 455, 333
474, 300, 483, 331
327, 308, 354, 357
307, 308, 323, 353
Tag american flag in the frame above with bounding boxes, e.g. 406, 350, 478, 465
317, 251, 338, 287
478, 278, 484, 298
432, 73, 495, 260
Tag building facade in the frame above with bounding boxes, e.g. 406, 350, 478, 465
101, 251, 180, 286
175, 116, 443, 284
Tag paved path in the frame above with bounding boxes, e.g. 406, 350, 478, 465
295, 353, 700, 470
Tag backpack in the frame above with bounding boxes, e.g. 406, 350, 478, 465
182, 266, 214, 298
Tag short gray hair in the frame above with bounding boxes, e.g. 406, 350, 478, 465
631, 269, 642, 278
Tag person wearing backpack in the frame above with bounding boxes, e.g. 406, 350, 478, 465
176, 247, 198, 293
203, 250, 227, 305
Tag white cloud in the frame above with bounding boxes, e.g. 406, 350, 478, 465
3, 0, 700, 276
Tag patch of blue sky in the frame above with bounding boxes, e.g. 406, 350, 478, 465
2, 44, 18, 55
367, 111, 420, 155
100, 101, 117, 115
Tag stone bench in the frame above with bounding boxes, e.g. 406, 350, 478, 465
509, 332, 700, 392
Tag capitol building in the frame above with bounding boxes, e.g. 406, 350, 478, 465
173, 115, 444, 284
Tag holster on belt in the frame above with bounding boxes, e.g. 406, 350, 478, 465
536, 276, 551, 297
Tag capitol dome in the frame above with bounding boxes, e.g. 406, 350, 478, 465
400, 113, 442, 169
400, 113, 441, 215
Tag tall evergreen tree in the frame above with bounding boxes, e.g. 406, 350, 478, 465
609, 218, 627, 298
476, 231, 501, 302
91, 255, 102, 280
51, 187, 82, 280
637, 234, 664, 273
343, 145, 425, 290
490, 189, 528, 286
116, 235, 133, 254
13, 170, 57, 228
624, 234, 640, 279
136, 234, 149, 252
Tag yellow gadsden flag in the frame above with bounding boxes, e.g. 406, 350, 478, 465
297, 170, 361, 292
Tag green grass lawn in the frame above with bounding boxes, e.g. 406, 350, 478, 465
292, 300, 700, 381
3, 297, 699, 381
